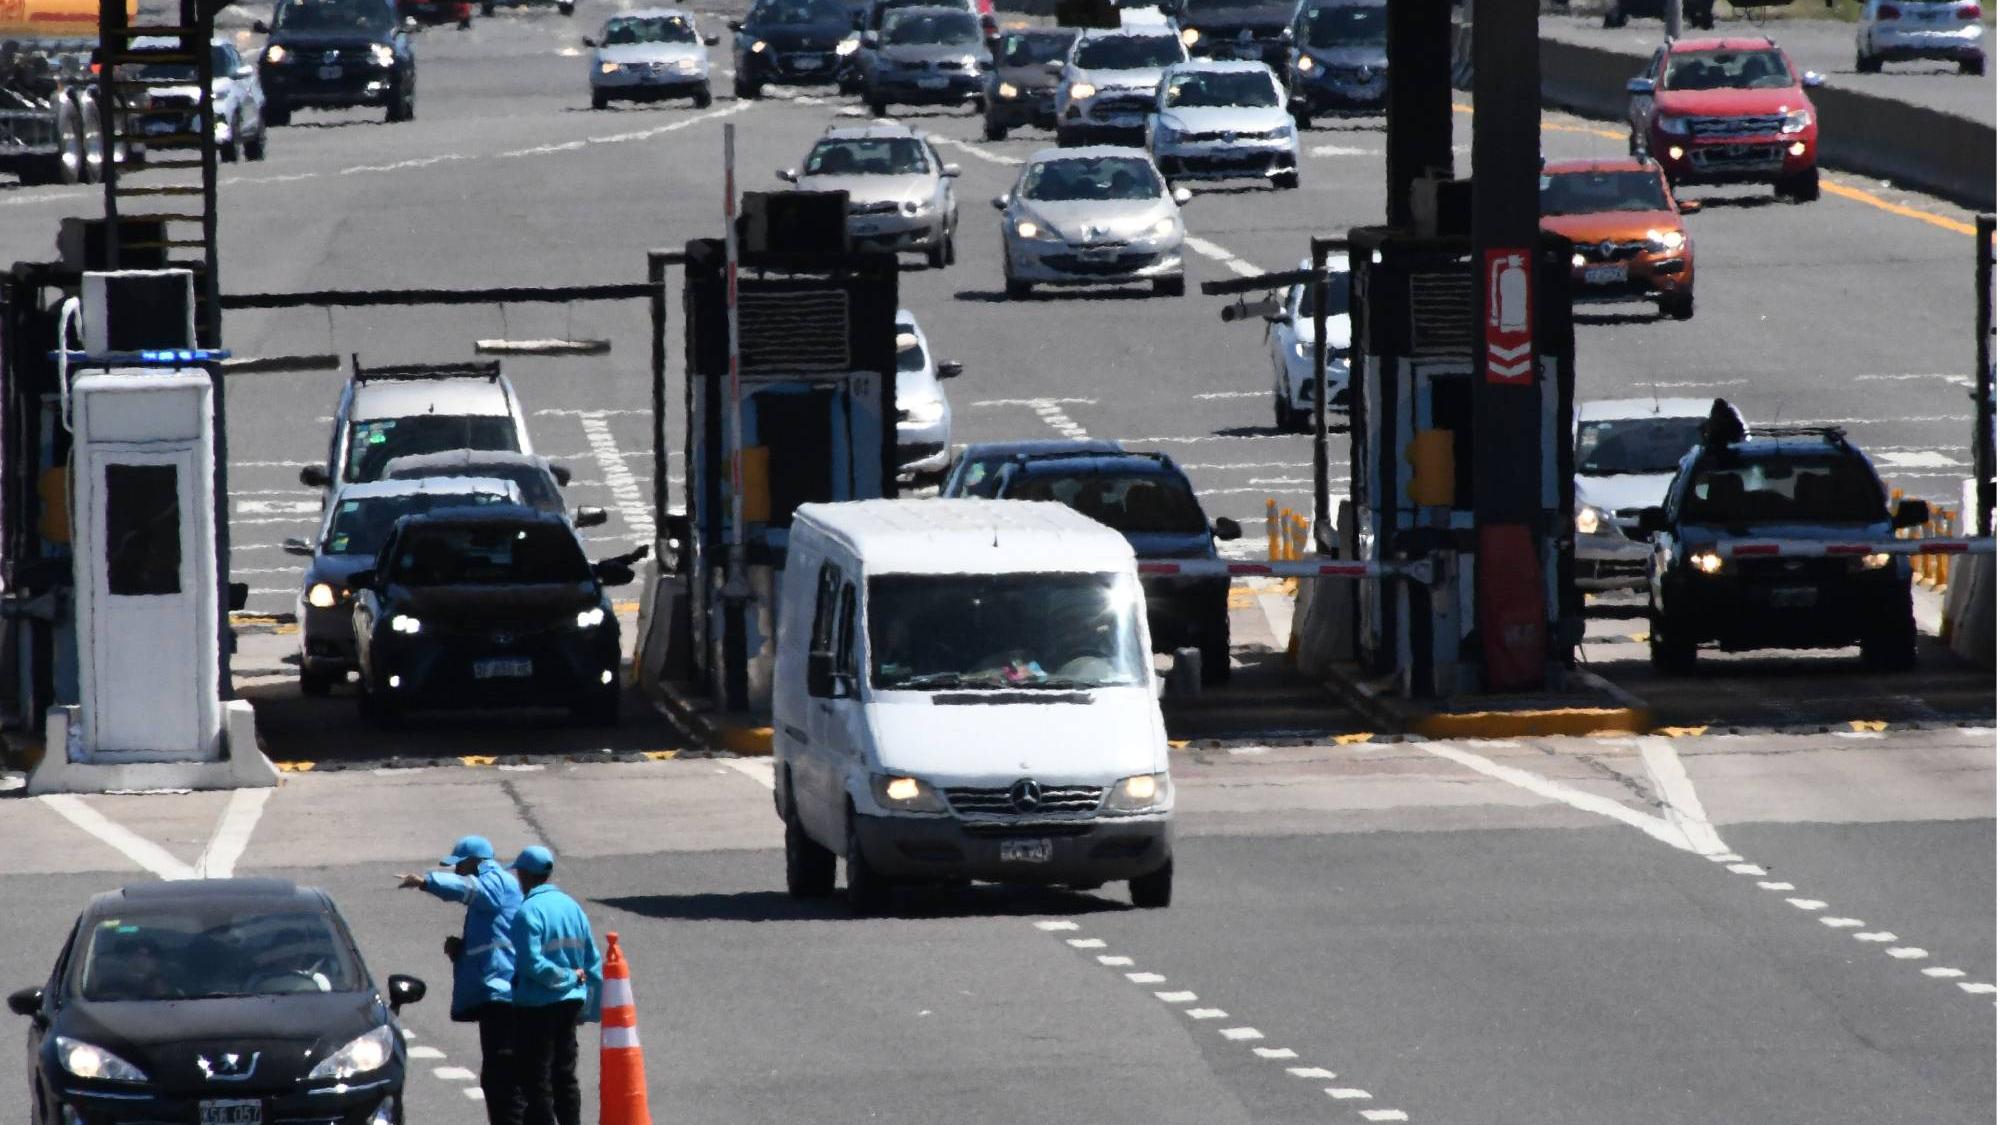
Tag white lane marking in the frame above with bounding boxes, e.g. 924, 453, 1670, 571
1819, 917, 1866, 928
577, 413, 656, 537
1183, 460, 1314, 469
1854, 932, 1898, 942
1184, 1007, 1228, 1020
1705, 853, 1743, 863
1309, 143, 1378, 156
1034, 920, 1079, 931
973, 397, 1097, 407
38, 795, 196, 880
1254, 1047, 1298, 1059
463, 1088, 487, 1101
1287, 1066, 1337, 1079
342, 153, 471, 175
1887, 947, 1930, 959
1726, 863, 1767, 875
1154, 990, 1198, 1003
1325, 1087, 1372, 1100
1066, 937, 1107, 949
434, 1066, 478, 1081
1219, 1027, 1264, 1040
1874, 450, 1964, 469
1922, 967, 1967, 978
194, 787, 272, 879
932, 134, 1022, 166
1957, 982, 1997, 994
409, 1046, 447, 1059
1855, 372, 1974, 388
721, 759, 775, 790
232, 460, 317, 469
1191, 391, 1266, 400
497, 764, 547, 773
1756, 881, 1796, 891
235, 499, 319, 515
1638, 739, 1728, 856
1181, 235, 1266, 278
1097, 955, 1134, 966
1125, 971, 1167, 983
1787, 898, 1829, 911
1360, 1111, 1410, 1122
1420, 742, 1693, 852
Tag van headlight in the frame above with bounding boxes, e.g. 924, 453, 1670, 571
369, 43, 395, 67
308, 1025, 395, 1082
836, 35, 860, 55
56, 1038, 148, 1083
871, 774, 948, 813
1688, 551, 1724, 575
1858, 552, 1893, 570
575, 606, 607, 629
1106, 772, 1171, 812
389, 614, 423, 634
1575, 505, 1606, 536
1068, 80, 1096, 100
997, 80, 1019, 98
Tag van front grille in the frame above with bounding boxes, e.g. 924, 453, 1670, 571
944, 784, 1105, 816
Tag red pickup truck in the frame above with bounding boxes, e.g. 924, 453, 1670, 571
1625, 36, 1823, 203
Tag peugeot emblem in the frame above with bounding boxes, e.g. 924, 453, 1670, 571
1355, 65, 1372, 82
197, 1051, 259, 1081
1598, 239, 1616, 259
1221, 131, 1236, 143
1008, 778, 1043, 813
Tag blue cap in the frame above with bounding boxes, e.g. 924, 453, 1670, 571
441, 835, 494, 867
509, 845, 556, 875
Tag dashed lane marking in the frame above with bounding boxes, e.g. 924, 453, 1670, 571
1220, 1027, 1265, 1041
1288, 1066, 1337, 1079
1324, 1087, 1373, 1100
577, 412, 657, 538
1888, 947, 1930, 959
1034, 920, 1079, 931
1254, 1046, 1298, 1060
1125, 971, 1167, 984
1067, 937, 1107, 949
409, 1046, 447, 1059
1097, 955, 1134, 966
433, 1066, 477, 1082
1155, 990, 1198, 1003
1184, 1008, 1229, 1020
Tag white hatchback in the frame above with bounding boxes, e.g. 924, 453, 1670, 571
1856, 0, 1986, 74
1266, 254, 1349, 432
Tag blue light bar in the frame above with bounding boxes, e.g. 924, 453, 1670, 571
49, 348, 233, 366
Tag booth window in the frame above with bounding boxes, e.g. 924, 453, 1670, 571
105, 464, 182, 595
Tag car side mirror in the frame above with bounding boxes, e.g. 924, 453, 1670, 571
1626, 76, 1655, 95
990, 193, 1009, 209
252, 18, 270, 32
777, 167, 799, 182
348, 568, 377, 592
1801, 71, 1824, 88
229, 582, 249, 611
547, 463, 572, 486
1634, 507, 1666, 536
401, 16, 421, 31
1677, 198, 1701, 215
942, 163, 962, 177
573, 506, 609, 529
299, 465, 331, 488
1279, 25, 1292, 39
727, 18, 742, 30
386, 974, 425, 1012
595, 561, 635, 587
1171, 185, 1193, 204
1212, 516, 1242, 541
704, 33, 721, 45
1892, 498, 1930, 529
282, 536, 316, 557
581, 35, 597, 46
862, 30, 878, 45
936, 360, 963, 378
234, 65, 255, 78
6, 987, 42, 1017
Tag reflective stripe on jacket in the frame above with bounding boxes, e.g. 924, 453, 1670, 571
422, 860, 523, 1020
510, 883, 603, 1022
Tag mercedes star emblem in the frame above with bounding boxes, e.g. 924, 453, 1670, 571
1008, 778, 1043, 813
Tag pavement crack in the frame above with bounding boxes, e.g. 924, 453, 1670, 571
500, 778, 559, 855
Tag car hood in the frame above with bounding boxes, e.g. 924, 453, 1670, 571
1542, 210, 1681, 244
1015, 197, 1175, 242
1676, 519, 1892, 548
597, 43, 704, 64
1156, 104, 1288, 133
1655, 87, 1808, 118
879, 42, 980, 64
747, 22, 848, 49
389, 582, 599, 631
1575, 472, 1677, 514
801, 172, 932, 206
1070, 65, 1169, 92
1301, 44, 1386, 67
57, 992, 386, 1095
867, 688, 1165, 784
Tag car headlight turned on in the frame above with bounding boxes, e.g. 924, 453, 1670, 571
1149, 217, 1176, 239
307, 582, 339, 609
1106, 772, 1172, 812
389, 614, 422, 634
871, 773, 948, 813
370, 43, 395, 67
575, 606, 606, 629
1179, 26, 1199, 46
1689, 551, 1724, 575
599, 60, 620, 74
1295, 53, 1315, 72
1859, 552, 1893, 570
1780, 109, 1813, 134
264, 44, 288, 64
308, 1025, 395, 1082
1646, 228, 1686, 252
750, 39, 768, 53
1014, 218, 1058, 240
57, 1038, 148, 1083
1068, 80, 1095, 100
836, 35, 860, 55
1575, 505, 1603, 536
997, 80, 1018, 98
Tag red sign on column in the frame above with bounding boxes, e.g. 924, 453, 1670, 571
1483, 247, 1534, 385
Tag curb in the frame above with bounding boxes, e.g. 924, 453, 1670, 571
649, 679, 773, 756
1322, 663, 1653, 739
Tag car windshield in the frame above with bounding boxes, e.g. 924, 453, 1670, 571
1681, 454, 1887, 525
78, 909, 360, 1002
885, 10, 980, 44
388, 522, 592, 585
1576, 417, 1705, 476
895, 329, 927, 372
1541, 170, 1670, 215
806, 137, 929, 175
1074, 33, 1184, 69
1291, 269, 1351, 318
272, 0, 395, 33
1000, 31, 1074, 65
1662, 48, 1793, 91
1164, 69, 1278, 107
601, 15, 698, 44
1304, 4, 1385, 47
1020, 156, 1160, 201
869, 572, 1149, 690
752, 0, 847, 23
325, 490, 512, 556
1008, 471, 1208, 534
345, 416, 521, 483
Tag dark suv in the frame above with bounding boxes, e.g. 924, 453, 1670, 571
730, 0, 854, 98
1637, 403, 1929, 673
349, 505, 636, 725
255, 0, 417, 124
956, 449, 1241, 683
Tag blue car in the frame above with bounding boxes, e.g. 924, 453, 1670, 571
941, 438, 1125, 498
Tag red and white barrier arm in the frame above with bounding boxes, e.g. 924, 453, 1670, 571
1715, 538, 1996, 560
1135, 558, 1434, 583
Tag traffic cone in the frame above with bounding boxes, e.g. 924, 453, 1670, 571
599, 932, 652, 1125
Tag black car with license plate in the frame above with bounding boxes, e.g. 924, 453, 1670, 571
730, 0, 854, 98
254, 0, 417, 124
982, 26, 1077, 139
349, 504, 634, 725
1170, 0, 1296, 68
1637, 402, 1928, 673
8, 878, 426, 1125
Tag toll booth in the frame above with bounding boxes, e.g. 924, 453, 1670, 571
675, 237, 900, 711
1346, 225, 1578, 697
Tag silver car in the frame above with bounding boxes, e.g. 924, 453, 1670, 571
1573, 398, 1711, 591
1856, 0, 1986, 74
132, 37, 269, 162
1054, 22, 1188, 146
994, 146, 1190, 298
1146, 59, 1298, 188
779, 123, 961, 267
893, 309, 962, 482
586, 9, 719, 108
1266, 254, 1349, 432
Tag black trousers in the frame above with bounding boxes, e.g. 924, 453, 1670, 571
514, 1000, 584, 1125
473, 1002, 525, 1125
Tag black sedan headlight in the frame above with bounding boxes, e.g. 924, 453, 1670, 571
55, 1037, 149, 1083
307, 1024, 395, 1082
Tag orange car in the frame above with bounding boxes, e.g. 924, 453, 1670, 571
1540, 156, 1699, 321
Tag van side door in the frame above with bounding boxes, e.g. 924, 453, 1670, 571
797, 563, 851, 842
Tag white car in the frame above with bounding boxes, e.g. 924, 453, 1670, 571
1856, 0, 1986, 74
1573, 397, 1711, 591
780, 123, 961, 267
300, 358, 535, 494
1146, 59, 1298, 189
893, 310, 961, 483
1054, 22, 1188, 147
995, 146, 1191, 298
586, 8, 719, 109
1266, 254, 1349, 432
131, 37, 269, 162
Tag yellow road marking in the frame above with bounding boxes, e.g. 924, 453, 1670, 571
1168, 739, 1191, 749
643, 749, 679, 761
1658, 725, 1708, 738
276, 760, 315, 772
460, 755, 497, 767
1849, 719, 1889, 732
1331, 732, 1375, 745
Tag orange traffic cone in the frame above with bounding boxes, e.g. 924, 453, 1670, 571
600, 932, 652, 1125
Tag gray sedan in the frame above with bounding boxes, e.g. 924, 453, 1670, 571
780, 123, 961, 267
585, 8, 719, 109
994, 146, 1190, 298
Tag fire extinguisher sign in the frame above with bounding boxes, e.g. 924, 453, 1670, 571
1483, 248, 1534, 385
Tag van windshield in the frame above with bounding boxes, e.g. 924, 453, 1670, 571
868, 572, 1148, 690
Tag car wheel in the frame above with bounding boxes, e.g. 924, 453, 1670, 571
1199, 628, 1231, 685
1292, 105, 1311, 130
692, 85, 713, 108
1272, 169, 1298, 190
591, 89, 609, 109
1860, 612, 1918, 672
1603, 8, 1627, 27
1778, 167, 1818, 203
1153, 275, 1185, 298
220, 121, 240, 163
983, 118, 1007, 141
1647, 611, 1696, 674
1055, 125, 1079, 147
867, 98, 888, 117
1856, 50, 1882, 74
299, 666, 334, 697
1005, 276, 1032, 300
845, 809, 892, 915
244, 126, 267, 161
926, 238, 948, 269
558, 1, 573, 13
481, 0, 493, 12
265, 100, 291, 126
1129, 856, 1172, 909
1962, 54, 1986, 75
458, 14, 471, 27
1659, 289, 1694, 321
785, 793, 837, 898
735, 76, 760, 99
358, 681, 402, 727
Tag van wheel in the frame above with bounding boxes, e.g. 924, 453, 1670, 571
571, 685, 620, 727
298, 667, 334, 697
1856, 50, 1882, 74
1659, 289, 1694, 321
845, 811, 892, 915
1777, 167, 1819, 204
1129, 857, 1172, 909
786, 804, 837, 898
1199, 628, 1231, 685
1647, 611, 1696, 674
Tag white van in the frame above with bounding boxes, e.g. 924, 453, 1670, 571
773, 499, 1176, 912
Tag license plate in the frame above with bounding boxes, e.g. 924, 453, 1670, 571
917, 75, 948, 89
317, 64, 343, 80
1079, 247, 1120, 262
143, 118, 180, 135
474, 657, 533, 679
999, 838, 1052, 863
1583, 263, 1628, 285
200, 1101, 263, 1125
791, 56, 824, 69
1769, 585, 1817, 608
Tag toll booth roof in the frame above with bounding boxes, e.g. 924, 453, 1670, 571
794, 498, 1137, 577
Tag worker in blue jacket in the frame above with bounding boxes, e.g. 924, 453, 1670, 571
398, 834, 524, 1125
508, 845, 602, 1125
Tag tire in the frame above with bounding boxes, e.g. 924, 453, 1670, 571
1659, 289, 1694, 321
867, 99, 888, 117
77, 93, 102, 183
591, 89, 609, 109
1647, 610, 1696, 674
50, 98, 83, 185
298, 666, 334, 697
1129, 857, 1172, 909
220, 121, 240, 163
983, 118, 1007, 141
845, 810, 892, 915
558, 1, 573, 14
481, 0, 494, 12
1153, 274, 1185, 298
1962, 55, 1986, 76
244, 127, 267, 161
1860, 612, 1918, 672
1005, 277, 1032, 300
735, 76, 760, 100
1856, 51, 1882, 74
358, 682, 402, 727
1603, 8, 1627, 28
1199, 628, 1231, 685
458, 14, 471, 27
1272, 170, 1298, 190
1055, 125, 1080, 147
784, 796, 837, 898
1292, 105, 1311, 131
265, 100, 291, 127
692, 85, 712, 108
1777, 167, 1818, 204
926, 238, 948, 269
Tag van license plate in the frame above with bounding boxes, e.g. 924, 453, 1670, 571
317, 65, 343, 80
1769, 586, 1816, 608
200, 1101, 263, 1125
999, 838, 1052, 863
474, 657, 534, 679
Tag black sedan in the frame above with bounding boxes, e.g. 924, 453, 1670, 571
981, 27, 1076, 140
254, 0, 418, 125
729, 0, 855, 99
8, 879, 425, 1125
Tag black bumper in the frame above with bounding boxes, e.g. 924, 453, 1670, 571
49, 1079, 399, 1125
746, 51, 841, 86
264, 69, 399, 108
868, 75, 982, 105
853, 812, 1171, 882
1661, 572, 1912, 650
986, 92, 1056, 128
369, 629, 620, 708
1142, 576, 1228, 651
1295, 77, 1387, 114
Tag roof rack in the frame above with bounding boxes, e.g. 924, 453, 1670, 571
351, 356, 503, 383
1747, 423, 1848, 444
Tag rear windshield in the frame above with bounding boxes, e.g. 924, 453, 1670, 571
1541, 170, 1670, 216
1680, 454, 1887, 525
1007, 471, 1207, 534
79, 909, 360, 1002
326, 490, 511, 556
1074, 33, 1185, 69
346, 416, 520, 483
1576, 416, 1704, 476
1304, 4, 1385, 48
387, 522, 591, 585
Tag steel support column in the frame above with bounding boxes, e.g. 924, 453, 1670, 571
1976, 214, 1994, 536
1385, 0, 1455, 229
